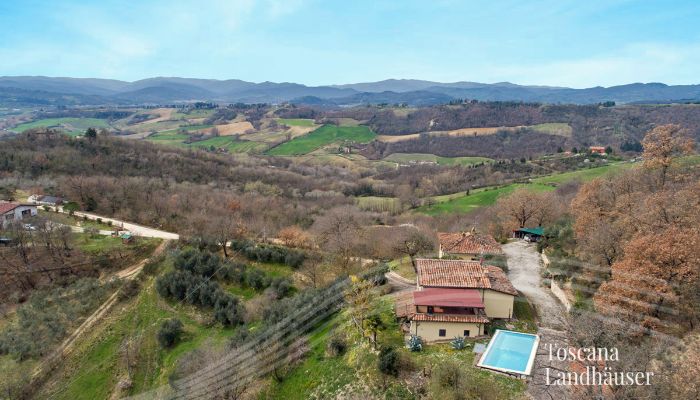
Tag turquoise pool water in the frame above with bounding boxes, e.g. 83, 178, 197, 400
478, 330, 539, 375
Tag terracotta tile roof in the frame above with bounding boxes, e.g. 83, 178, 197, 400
484, 266, 518, 296
0, 202, 20, 215
416, 259, 491, 289
416, 259, 518, 296
412, 313, 489, 324
438, 231, 503, 255
413, 288, 484, 308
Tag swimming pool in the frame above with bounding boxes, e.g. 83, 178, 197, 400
477, 330, 539, 376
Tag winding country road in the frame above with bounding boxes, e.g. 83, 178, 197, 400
47, 206, 180, 240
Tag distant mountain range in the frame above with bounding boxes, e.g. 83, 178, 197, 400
1, 76, 700, 107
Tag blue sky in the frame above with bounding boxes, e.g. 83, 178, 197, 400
1, 0, 699, 87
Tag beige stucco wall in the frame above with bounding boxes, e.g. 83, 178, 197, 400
410, 320, 483, 341
482, 289, 514, 319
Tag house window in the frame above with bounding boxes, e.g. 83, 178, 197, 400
438, 329, 446, 337
427, 306, 434, 314
463, 330, 470, 337
4, 214, 13, 221
416, 306, 427, 313
21, 209, 32, 217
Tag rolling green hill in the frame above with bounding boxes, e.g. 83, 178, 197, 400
267, 125, 376, 156
11, 117, 111, 136
416, 161, 637, 215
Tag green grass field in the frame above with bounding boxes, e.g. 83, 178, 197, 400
263, 314, 356, 399
276, 118, 315, 127
417, 183, 554, 215
187, 136, 264, 153
146, 132, 264, 153
38, 274, 237, 399
384, 153, 492, 166
416, 162, 635, 215
530, 161, 633, 185
267, 125, 376, 156
11, 117, 111, 136
265, 296, 524, 399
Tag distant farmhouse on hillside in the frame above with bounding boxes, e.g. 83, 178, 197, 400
28, 194, 64, 206
0, 202, 38, 228
589, 146, 606, 155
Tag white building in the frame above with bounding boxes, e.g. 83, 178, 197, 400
0, 202, 38, 228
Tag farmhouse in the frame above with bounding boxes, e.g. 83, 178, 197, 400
589, 146, 606, 155
437, 229, 503, 259
28, 194, 64, 206
404, 259, 517, 342
0, 202, 38, 228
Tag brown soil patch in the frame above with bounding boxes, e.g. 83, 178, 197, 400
135, 108, 175, 125
377, 126, 517, 143
213, 121, 255, 136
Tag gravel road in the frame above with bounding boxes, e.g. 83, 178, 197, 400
503, 240, 567, 330
49, 206, 180, 240
503, 240, 570, 400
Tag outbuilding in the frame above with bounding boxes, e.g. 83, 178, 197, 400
0, 202, 38, 229
512, 227, 544, 242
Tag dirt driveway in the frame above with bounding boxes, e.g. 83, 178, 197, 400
503, 240, 570, 399
503, 240, 567, 330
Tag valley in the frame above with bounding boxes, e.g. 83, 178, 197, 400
1, 100, 699, 400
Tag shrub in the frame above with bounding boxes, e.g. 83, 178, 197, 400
245, 268, 268, 290
451, 336, 466, 350
229, 239, 306, 268
84, 226, 99, 238
142, 254, 164, 276
0, 278, 111, 360
269, 277, 293, 299
118, 279, 141, 300
378, 346, 399, 377
326, 335, 347, 357
228, 326, 251, 349
407, 335, 422, 352
157, 319, 184, 348
63, 201, 79, 215
155, 270, 245, 326
213, 292, 245, 326
174, 248, 222, 277
216, 261, 246, 283
430, 359, 501, 399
